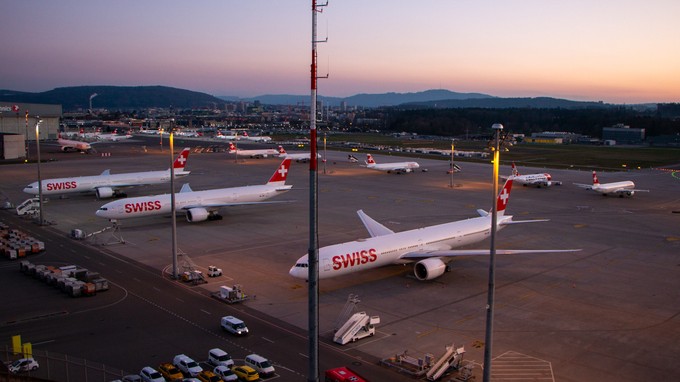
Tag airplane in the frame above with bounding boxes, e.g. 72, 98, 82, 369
228, 142, 279, 158
96, 158, 293, 222
95, 129, 133, 141
215, 130, 240, 140
289, 179, 580, 282
57, 132, 94, 153
23, 148, 191, 199
277, 146, 320, 163
242, 131, 272, 142
502, 162, 560, 188
363, 153, 420, 174
573, 170, 648, 197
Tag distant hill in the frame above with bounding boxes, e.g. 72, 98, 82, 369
0, 86, 226, 111
401, 96, 611, 109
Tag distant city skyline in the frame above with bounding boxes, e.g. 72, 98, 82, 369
1, 1, 679, 104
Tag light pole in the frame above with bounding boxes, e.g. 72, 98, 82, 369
170, 132, 178, 279
35, 117, 45, 225
323, 133, 327, 175
24, 111, 29, 160
483, 123, 503, 382
449, 140, 455, 188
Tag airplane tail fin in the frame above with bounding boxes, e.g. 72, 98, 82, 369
278, 146, 287, 154
366, 154, 376, 165
173, 148, 191, 170
511, 162, 520, 176
228, 142, 236, 152
496, 179, 513, 216
592, 171, 599, 185
267, 158, 292, 185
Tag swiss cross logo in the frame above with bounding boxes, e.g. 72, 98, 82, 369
12, 105, 20, 112
278, 165, 288, 178
177, 154, 186, 165
499, 187, 510, 206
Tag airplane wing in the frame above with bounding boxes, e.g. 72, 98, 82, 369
573, 183, 593, 190
180, 200, 295, 209
616, 188, 649, 193
357, 210, 395, 237
401, 248, 581, 259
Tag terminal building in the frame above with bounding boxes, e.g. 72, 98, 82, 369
0, 102, 62, 159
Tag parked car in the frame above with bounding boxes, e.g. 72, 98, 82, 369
159, 362, 184, 381
244, 354, 275, 378
213, 365, 238, 381
8, 358, 39, 373
208, 348, 234, 368
197, 370, 221, 382
122, 375, 142, 382
173, 354, 203, 377
231, 365, 259, 382
140, 366, 165, 382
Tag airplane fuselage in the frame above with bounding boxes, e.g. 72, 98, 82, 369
367, 162, 420, 173
23, 170, 189, 196
513, 173, 552, 187
96, 184, 290, 219
291, 215, 509, 279
592, 181, 635, 195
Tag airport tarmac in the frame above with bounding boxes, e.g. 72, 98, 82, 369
2, 137, 679, 381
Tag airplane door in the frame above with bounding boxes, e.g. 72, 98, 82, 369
323, 258, 331, 272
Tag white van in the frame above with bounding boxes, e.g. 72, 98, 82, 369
220, 315, 248, 336
208, 348, 234, 368
244, 354, 275, 377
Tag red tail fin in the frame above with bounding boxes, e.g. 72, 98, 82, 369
511, 162, 520, 176
366, 154, 376, 164
592, 171, 599, 185
173, 148, 190, 169
228, 142, 236, 151
278, 146, 287, 154
496, 179, 513, 214
267, 159, 292, 184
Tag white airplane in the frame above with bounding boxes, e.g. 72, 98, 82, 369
96, 158, 293, 222
574, 171, 648, 197
215, 130, 239, 140
57, 132, 93, 153
228, 142, 279, 158
242, 131, 272, 142
290, 179, 580, 281
503, 162, 559, 188
363, 153, 420, 174
24, 148, 191, 199
277, 146, 320, 162
96, 129, 133, 141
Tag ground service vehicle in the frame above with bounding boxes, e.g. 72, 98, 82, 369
325, 366, 367, 382
231, 365, 259, 381
208, 348, 234, 368
158, 362, 184, 381
220, 315, 249, 336
244, 354, 275, 377
140, 366, 165, 382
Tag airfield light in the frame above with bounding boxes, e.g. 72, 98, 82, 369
483, 123, 503, 382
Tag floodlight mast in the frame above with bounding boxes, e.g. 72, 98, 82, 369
483, 123, 504, 382
308, 1, 328, 381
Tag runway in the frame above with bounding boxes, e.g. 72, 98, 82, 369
1, 137, 679, 381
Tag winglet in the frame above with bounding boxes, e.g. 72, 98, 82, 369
357, 210, 395, 237
496, 179, 513, 215
180, 183, 193, 193
267, 158, 292, 185
173, 148, 191, 170
100, 169, 111, 176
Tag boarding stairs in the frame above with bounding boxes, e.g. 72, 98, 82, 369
426, 344, 466, 381
16, 198, 41, 216
333, 311, 380, 345
334, 294, 361, 332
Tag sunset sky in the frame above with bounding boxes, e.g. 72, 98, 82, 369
1, 0, 679, 103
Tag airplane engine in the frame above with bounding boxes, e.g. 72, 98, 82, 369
413, 258, 447, 281
623, 190, 634, 197
186, 208, 210, 222
96, 187, 115, 199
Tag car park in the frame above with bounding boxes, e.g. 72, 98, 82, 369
208, 348, 234, 368
7, 358, 39, 373
244, 354, 275, 378
220, 315, 248, 336
213, 365, 238, 381
231, 366, 259, 382
159, 362, 184, 381
173, 354, 203, 377
197, 370, 221, 382
140, 366, 165, 382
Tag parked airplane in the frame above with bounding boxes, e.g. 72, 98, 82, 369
24, 148, 191, 199
503, 162, 559, 188
242, 131, 272, 142
289, 179, 579, 281
277, 146, 320, 162
228, 142, 279, 158
57, 132, 93, 153
96, 129, 132, 141
363, 153, 420, 174
574, 171, 648, 197
215, 130, 239, 140
96, 158, 293, 222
